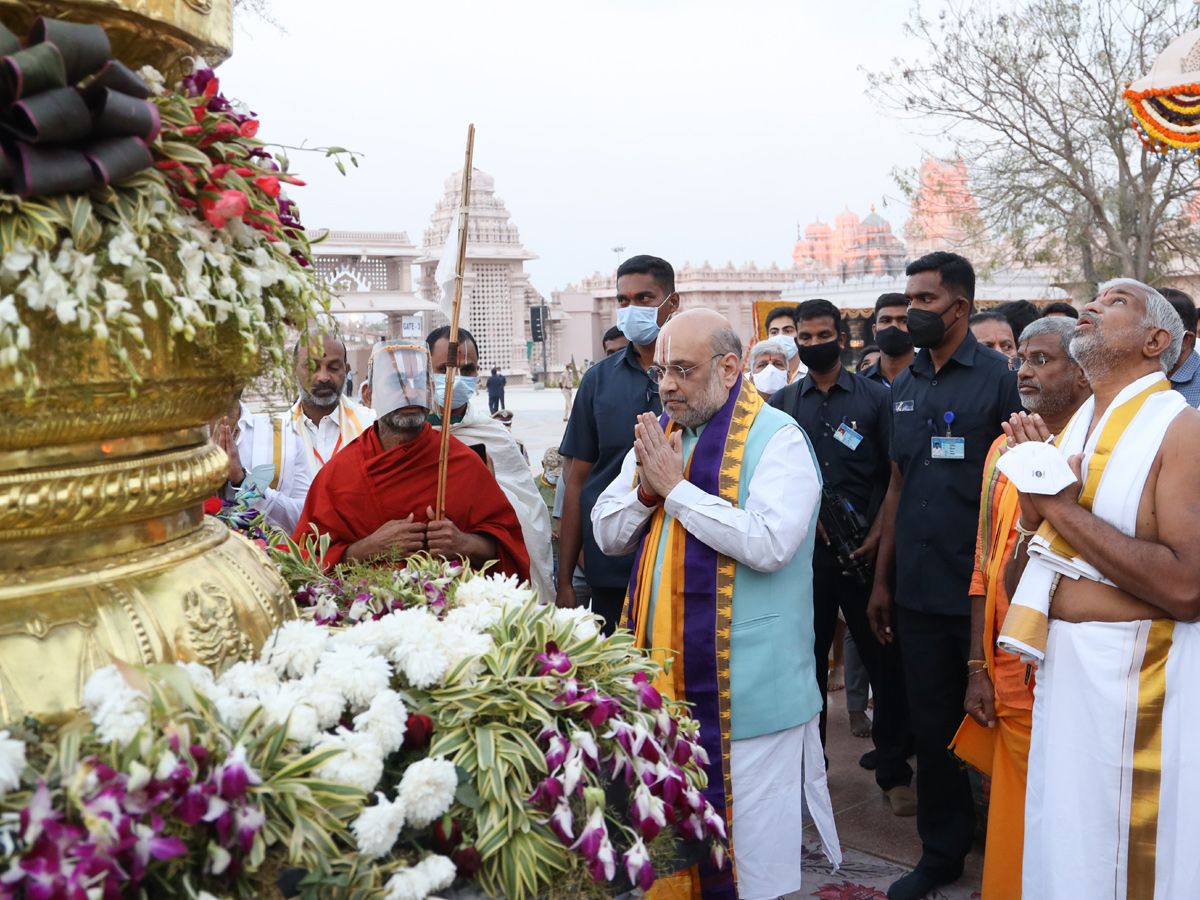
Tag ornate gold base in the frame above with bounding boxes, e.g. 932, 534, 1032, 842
0, 0, 234, 74
0, 517, 294, 723
0, 332, 296, 723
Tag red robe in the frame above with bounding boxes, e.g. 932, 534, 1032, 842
293, 422, 530, 580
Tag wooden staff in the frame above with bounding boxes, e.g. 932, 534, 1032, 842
434, 123, 475, 519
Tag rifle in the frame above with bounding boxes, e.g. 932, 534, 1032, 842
819, 488, 872, 585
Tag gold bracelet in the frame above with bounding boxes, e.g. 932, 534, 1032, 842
967, 659, 987, 667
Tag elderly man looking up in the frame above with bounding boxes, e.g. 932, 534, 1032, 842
746, 337, 789, 397
592, 309, 839, 900
950, 316, 1091, 900
995, 279, 1200, 900
293, 342, 529, 581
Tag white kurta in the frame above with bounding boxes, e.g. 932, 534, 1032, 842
590, 425, 819, 569
445, 401, 556, 603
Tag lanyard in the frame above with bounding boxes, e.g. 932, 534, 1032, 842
311, 431, 343, 466
293, 398, 363, 474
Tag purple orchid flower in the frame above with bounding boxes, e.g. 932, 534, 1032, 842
623, 838, 656, 891
546, 799, 574, 844
543, 731, 570, 770
20, 783, 59, 845
535, 641, 572, 676
214, 745, 261, 802
588, 831, 617, 883
129, 823, 187, 880
678, 813, 704, 841
702, 803, 728, 840
630, 782, 667, 842
584, 694, 622, 727
711, 842, 729, 870
569, 807, 606, 859
527, 777, 564, 811
630, 672, 663, 710
233, 805, 266, 855
554, 678, 581, 705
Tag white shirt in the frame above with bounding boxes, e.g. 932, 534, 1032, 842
290, 396, 376, 477
225, 404, 312, 534
591, 422, 820, 573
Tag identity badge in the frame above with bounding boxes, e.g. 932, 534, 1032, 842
894, 400, 915, 412
931, 436, 966, 459
834, 424, 863, 450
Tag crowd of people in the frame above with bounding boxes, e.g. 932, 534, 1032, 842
216, 250, 1200, 900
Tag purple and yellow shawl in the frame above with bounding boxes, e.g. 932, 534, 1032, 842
623, 375, 763, 900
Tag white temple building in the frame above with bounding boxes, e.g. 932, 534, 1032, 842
416, 169, 562, 383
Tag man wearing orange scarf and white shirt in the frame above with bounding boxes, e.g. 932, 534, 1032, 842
290, 334, 375, 474
997, 280, 1200, 900
951, 316, 1089, 899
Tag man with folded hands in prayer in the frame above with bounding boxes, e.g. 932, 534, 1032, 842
293, 341, 529, 582
592, 308, 839, 900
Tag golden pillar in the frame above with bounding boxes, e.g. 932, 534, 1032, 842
0, 0, 295, 723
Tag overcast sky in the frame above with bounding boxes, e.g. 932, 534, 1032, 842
219, 0, 935, 293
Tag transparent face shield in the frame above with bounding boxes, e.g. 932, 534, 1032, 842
367, 342, 434, 416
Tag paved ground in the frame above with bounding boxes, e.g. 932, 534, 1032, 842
488, 383, 578, 474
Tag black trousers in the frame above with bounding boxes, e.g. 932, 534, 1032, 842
488, 394, 503, 415
812, 564, 913, 791
589, 586, 628, 637
894, 604, 975, 869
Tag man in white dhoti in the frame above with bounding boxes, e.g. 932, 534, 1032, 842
426, 326, 556, 603
997, 278, 1200, 900
592, 309, 839, 900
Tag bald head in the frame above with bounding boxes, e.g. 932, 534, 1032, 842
653, 309, 744, 428
657, 309, 741, 366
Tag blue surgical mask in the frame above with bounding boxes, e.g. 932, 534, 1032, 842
432, 373, 477, 409
617, 295, 672, 345
770, 334, 798, 362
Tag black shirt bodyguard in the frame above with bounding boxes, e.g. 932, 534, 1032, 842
888, 330, 1022, 615
769, 367, 891, 568
559, 341, 662, 590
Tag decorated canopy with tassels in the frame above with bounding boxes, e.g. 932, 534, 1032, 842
1125, 26, 1200, 159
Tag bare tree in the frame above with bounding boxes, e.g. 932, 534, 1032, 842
234, 0, 284, 32
867, 0, 1200, 288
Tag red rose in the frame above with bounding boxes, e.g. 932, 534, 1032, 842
402, 714, 433, 751
203, 496, 223, 515
432, 816, 462, 855
453, 846, 481, 878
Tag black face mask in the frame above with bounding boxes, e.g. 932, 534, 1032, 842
796, 338, 842, 372
874, 325, 914, 357
907, 306, 955, 348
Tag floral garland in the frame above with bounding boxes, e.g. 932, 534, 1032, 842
0, 60, 333, 395
0, 549, 728, 900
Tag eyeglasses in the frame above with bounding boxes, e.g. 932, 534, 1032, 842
1015, 353, 1060, 368
646, 354, 723, 384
